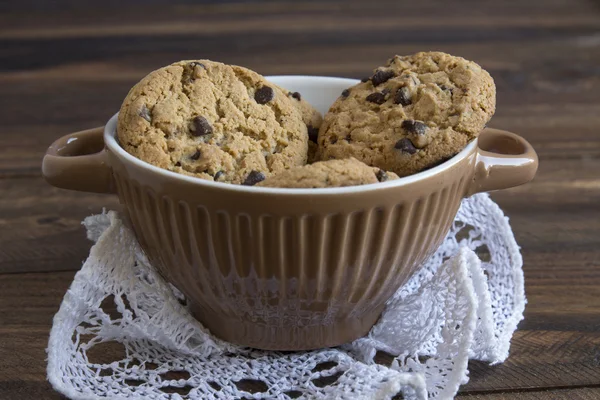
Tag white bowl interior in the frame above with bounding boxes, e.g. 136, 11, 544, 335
267, 76, 357, 115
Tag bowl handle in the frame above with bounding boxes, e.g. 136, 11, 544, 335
466, 128, 538, 196
42, 126, 115, 194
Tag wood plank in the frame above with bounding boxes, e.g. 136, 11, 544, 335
2, 26, 599, 86
0, 178, 119, 274
0, 271, 72, 400
1, 0, 598, 35
1, 271, 599, 396
464, 330, 600, 391
0, 382, 65, 400
0, 0, 597, 78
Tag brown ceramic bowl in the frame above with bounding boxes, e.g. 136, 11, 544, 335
42, 76, 538, 350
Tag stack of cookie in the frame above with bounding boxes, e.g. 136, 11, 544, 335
118, 52, 495, 189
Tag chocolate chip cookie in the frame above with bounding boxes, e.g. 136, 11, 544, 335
118, 60, 310, 184
285, 90, 323, 163
318, 51, 496, 177
257, 158, 399, 188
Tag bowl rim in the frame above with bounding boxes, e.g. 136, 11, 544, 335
104, 75, 476, 195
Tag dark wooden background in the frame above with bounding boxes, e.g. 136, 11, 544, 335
1, 0, 600, 398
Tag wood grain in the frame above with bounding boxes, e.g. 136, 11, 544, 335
1, 271, 599, 398
0, 178, 118, 273
1, 0, 599, 398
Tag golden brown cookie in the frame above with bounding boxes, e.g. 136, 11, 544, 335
318, 52, 496, 177
118, 60, 309, 185
284, 90, 323, 164
285, 90, 323, 135
307, 141, 320, 164
257, 158, 399, 188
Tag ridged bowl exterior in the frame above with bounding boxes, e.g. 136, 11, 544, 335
107, 148, 476, 350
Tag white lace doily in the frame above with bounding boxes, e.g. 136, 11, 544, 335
47, 193, 525, 400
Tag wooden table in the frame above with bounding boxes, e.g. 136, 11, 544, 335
1, 0, 599, 398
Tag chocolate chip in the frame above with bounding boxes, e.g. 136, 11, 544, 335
401, 120, 427, 135
341, 89, 350, 98
394, 87, 412, 106
139, 105, 151, 122
307, 125, 319, 143
214, 171, 224, 181
190, 116, 213, 136
345, 134, 352, 142
375, 169, 388, 182
189, 61, 206, 69
290, 92, 301, 101
361, 77, 370, 83
175, 162, 181, 167
242, 170, 266, 186
371, 70, 395, 86
395, 138, 417, 154
254, 86, 274, 104
190, 150, 201, 160
438, 83, 453, 94
366, 92, 387, 105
